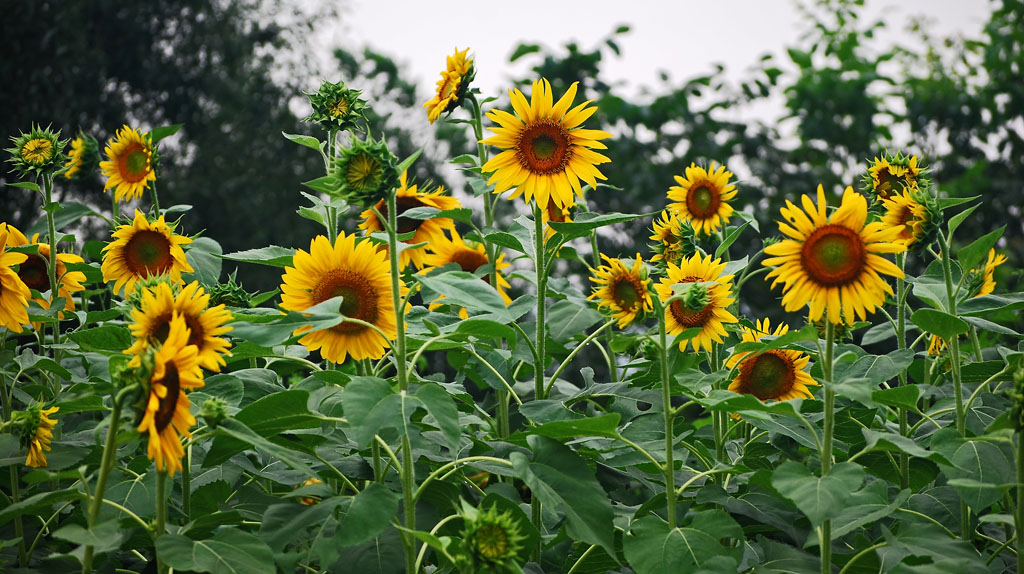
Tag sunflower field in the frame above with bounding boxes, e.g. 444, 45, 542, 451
3, 10, 1024, 574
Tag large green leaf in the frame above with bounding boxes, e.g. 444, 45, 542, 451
548, 211, 654, 240
624, 512, 743, 574
204, 390, 320, 466
929, 428, 1015, 511
910, 309, 969, 340
956, 226, 1004, 274
209, 418, 316, 477
184, 236, 223, 285
511, 436, 616, 557
771, 461, 864, 527
221, 245, 296, 268
334, 483, 401, 547
416, 270, 512, 323
415, 383, 462, 453
342, 376, 409, 447
157, 529, 276, 574
546, 299, 604, 342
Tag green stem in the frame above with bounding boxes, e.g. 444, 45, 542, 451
42, 175, 60, 356
149, 179, 160, 215
530, 202, 548, 560
181, 444, 191, 521
546, 319, 615, 394
821, 319, 835, 574
155, 471, 167, 574
8, 466, 26, 566
895, 252, 910, 490
372, 441, 383, 482
1017, 433, 1024, 574
837, 542, 887, 574
969, 326, 983, 362
82, 398, 123, 574
590, 230, 618, 382
658, 298, 677, 529
401, 434, 416, 573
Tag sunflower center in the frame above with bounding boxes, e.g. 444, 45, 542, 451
440, 75, 459, 100
801, 224, 865, 286
346, 153, 383, 192
686, 184, 720, 218
476, 524, 509, 560
154, 363, 182, 432
741, 351, 796, 400
119, 143, 150, 183
22, 138, 53, 164
329, 98, 349, 119
378, 196, 428, 235
516, 119, 571, 175
610, 276, 642, 311
18, 254, 49, 292
449, 248, 491, 281
313, 269, 379, 334
124, 230, 175, 277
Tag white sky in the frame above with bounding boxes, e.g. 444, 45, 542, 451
334, 0, 990, 103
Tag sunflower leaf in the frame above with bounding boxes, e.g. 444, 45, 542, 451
624, 513, 743, 574
220, 245, 296, 268
281, 132, 323, 151
771, 461, 864, 526
956, 226, 1004, 276
157, 529, 276, 574
149, 124, 182, 144
910, 309, 970, 340
396, 147, 423, 174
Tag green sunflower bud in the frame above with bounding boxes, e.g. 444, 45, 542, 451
200, 397, 229, 430
64, 131, 100, 180
6, 125, 68, 179
456, 502, 527, 574
861, 150, 931, 203
908, 183, 942, 251
305, 80, 369, 133
208, 270, 254, 308
329, 135, 400, 207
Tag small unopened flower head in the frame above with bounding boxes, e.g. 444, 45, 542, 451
456, 502, 527, 574
208, 270, 255, 308
127, 274, 181, 313
64, 131, 100, 180
649, 209, 698, 272
13, 404, 59, 468
862, 151, 930, 202
330, 135, 400, 207
6, 125, 67, 178
305, 80, 369, 132
200, 397, 229, 430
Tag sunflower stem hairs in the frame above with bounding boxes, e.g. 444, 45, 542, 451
424, 47, 476, 125
100, 125, 158, 203
305, 79, 369, 133
6, 125, 67, 178
763, 185, 907, 325
481, 78, 612, 209
667, 162, 737, 236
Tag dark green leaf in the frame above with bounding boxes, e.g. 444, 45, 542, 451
220, 245, 296, 268
624, 513, 742, 574
282, 132, 323, 151
149, 124, 183, 143
910, 309, 969, 339
334, 483, 400, 547
157, 529, 276, 574
956, 226, 1005, 275
184, 237, 223, 285
415, 383, 461, 452
771, 461, 864, 526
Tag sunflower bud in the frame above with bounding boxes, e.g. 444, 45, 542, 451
861, 151, 930, 203
679, 282, 710, 312
649, 209, 698, 273
6, 125, 67, 179
330, 135, 400, 207
200, 397, 229, 430
12, 404, 59, 468
127, 275, 180, 313
455, 502, 527, 574
305, 80, 369, 133
208, 270, 254, 308
423, 47, 476, 125
64, 132, 100, 180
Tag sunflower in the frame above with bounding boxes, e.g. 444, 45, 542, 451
726, 319, 817, 402
6, 126, 66, 178
280, 233, 404, 363
762, 186, 906, 325
880, 189, 929, 248
655, 252, 738, 352
424, 47, 474, 124
976, 248, 1007, 298
21, 405, 59, 468
865, 153, 922, 201
102, 210, 193, 295
126, 281, 233, 372
649, 209, 696, 269
927, 334, 946, 356
667, 162, 737, 236
305, 79, 368, 132
540, 197, 574, 240
330, 135, 400, 207
137, 313, 204, 476
359, 171, 461, 269
100, 125, 156, 203
421, 230, 512, 319
480, 79, 612, 209
64, 135, 85, 179
588, 254, 653, 328
0, 224, 32, 333
5, 225, 86, 317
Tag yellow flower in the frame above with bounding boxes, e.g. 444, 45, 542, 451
588, 254, 652, 328
726, 319, 817, 402
297, 477, 325, 506
64, 136, 84, 179
481, 79, 612, 209
763, 186, 906, 325
280, 233, 404, 363
540, 197, 574, 240
421, 230, 512, 319
101, 210, 193, 295
649, 209, 695, 269
423, 47, 474, 124
6, 126, 66, 178
5, 225, 86, 317
24, 406, 59, 468
655, 252, 738, 352
100, 125, 156, 203
977, 248, 1007, 298
359, 171, 461, 269
667, 162, 737, 236
126, 281, 233, 372
880, 189, 929, 247
137, 314, 204, 476
0, 224, 32, 332
22, 139, 53, 165
866, 154, 921, 201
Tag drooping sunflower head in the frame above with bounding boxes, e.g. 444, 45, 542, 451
588, 253, 653, 329
100, 125, 157, 203
280, 233, 406, 364
126, 281, 233, 372
763, 186, 907, 325
63, 132, 100, 180
863, 151, 928, 202
421, 230, 512, 318
6, 125, 67, 178
136, 313, 204, 476
540, 196, 576, 241
726, 319, 818, 403
649, 209, 698, 271
972, 248, 1008, 298
424, 47, 475, 125
330, 135, 400, 207
305, 79, 369, 132
655, 252, 738, 352
481, 78, 612, 209
880, 186, 940, 251
0, 223, 31, 333
359, 170, 461, 269
456, 503, 527, 574
102, 210, 194, 296
667, 162, 737, 236
5, 224, 86, 316
13, 404, 59, 468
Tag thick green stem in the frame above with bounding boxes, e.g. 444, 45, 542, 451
895, 252, 910, 490
659, 301, 677, 529
1017, 433, 1024, 574
589, 231, 618, 382
530, 202, 548, 560
181, 444, 191, 521
155, 471, 167, 574
83, 399, 123, 574
8, 466, 26, 566
149, 179, 160, 215
401, 434, 416, 573
43, 176, 61, 356
821, 320, 835, 574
